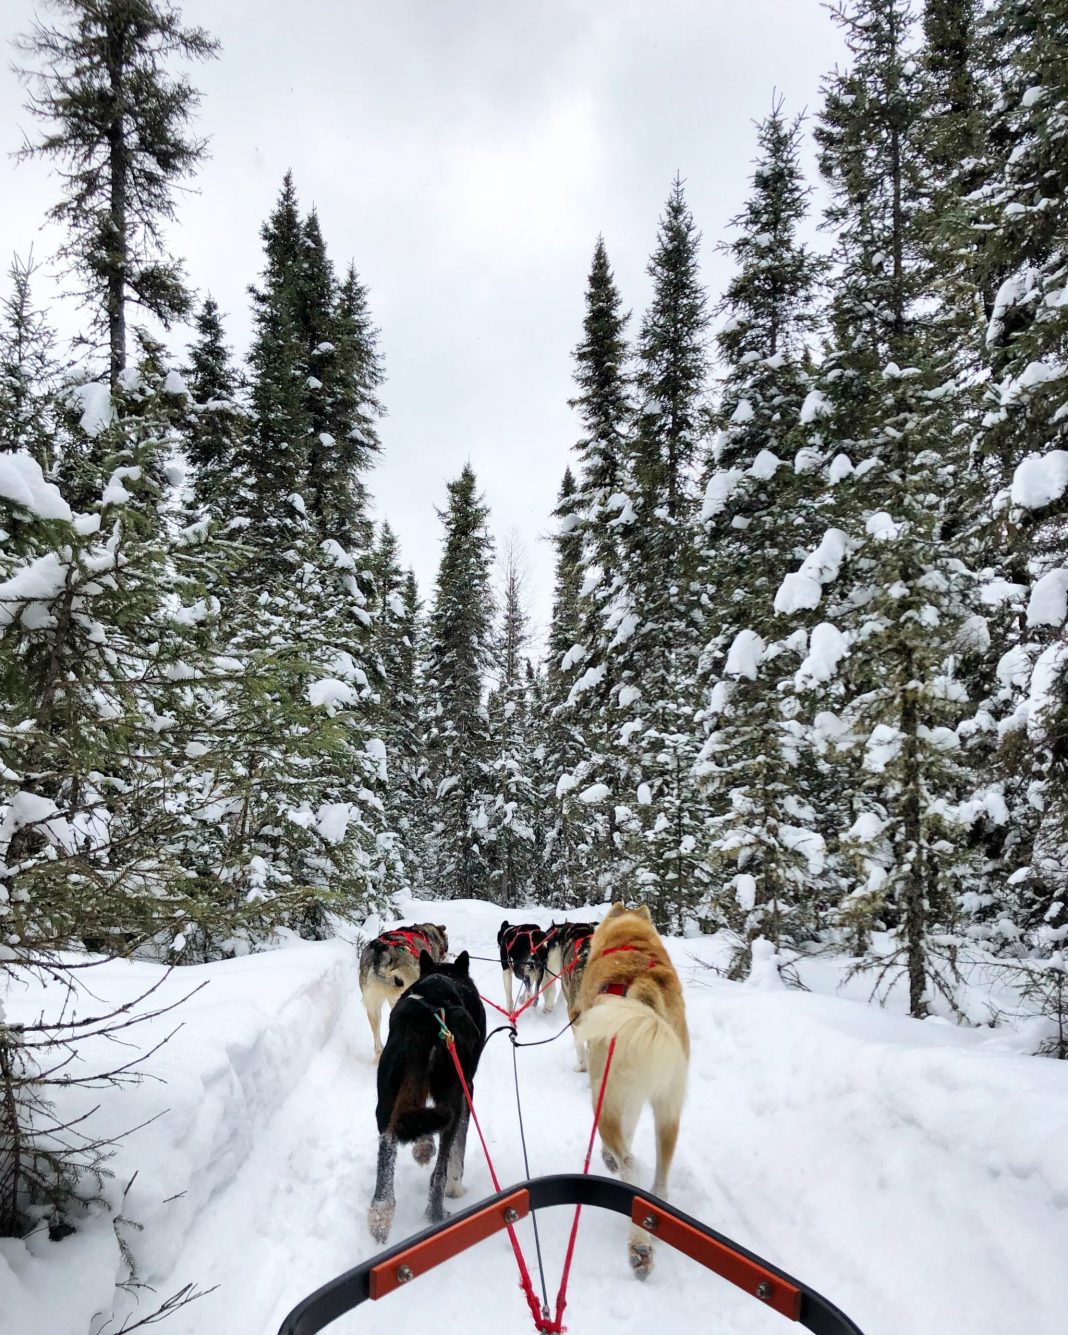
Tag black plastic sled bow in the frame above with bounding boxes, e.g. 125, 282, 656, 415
276, 1173, 865, 1335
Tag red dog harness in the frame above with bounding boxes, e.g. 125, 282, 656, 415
380, 928, 437, 958
597, 943, 660, 997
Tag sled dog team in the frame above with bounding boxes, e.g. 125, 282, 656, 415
361, 906, 689, 1279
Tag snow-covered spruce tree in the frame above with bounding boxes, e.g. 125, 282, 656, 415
523, 658, 554, 906
614, 178, 712, 930
909, 0, 1023, 951
229, 173, 311, 555
308, 260, 385, 551
554, 240, 635, 899
180, 296, 247, 518
788, 0, 983, 1014
542, 469, 596, 907
0, 253, 64, 473
424, 465, 495, 899
484, 544, 539, 907
952, 0, 1068, 947
14, 0, 217, 393
693, 100, 829, 960
370, 525, 429, 894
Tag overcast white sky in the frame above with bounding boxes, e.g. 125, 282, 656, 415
1, 0, 848, 638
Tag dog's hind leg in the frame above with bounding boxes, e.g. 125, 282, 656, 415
445, 1105, 469, 1199
426, 1111, 457, 1224
594, 1080, 655, 1280
628, 1096, 667, 1278
502, 969, 514, 1014
650, 1089, 683, 1200
368, 1131, 398, 1244
571, 1015, 588, 1073
365, 997, 384, 1062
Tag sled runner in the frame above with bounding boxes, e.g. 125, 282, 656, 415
277, 1172, 865, 1335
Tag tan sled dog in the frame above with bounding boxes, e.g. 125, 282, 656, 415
575, 903, 689, 1280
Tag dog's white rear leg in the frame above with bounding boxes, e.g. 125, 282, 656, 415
368, 1132, 397, 1243
445, 1105, 469, 1198
570, 1011, 587, 1072
502, 969, 514, 1014
542, 974, 558, 1013
365, 997, 384, 1062
650, 1088, 683, 1200
596, 1084, 656, 1281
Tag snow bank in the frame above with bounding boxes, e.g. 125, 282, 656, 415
0, 943, 357, 1334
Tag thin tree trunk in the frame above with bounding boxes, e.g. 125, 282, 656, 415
106, 23, 129, 390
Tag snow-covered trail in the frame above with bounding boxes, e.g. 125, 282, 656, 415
3, 896, 1066, 1335
146, 898, 1065, 1335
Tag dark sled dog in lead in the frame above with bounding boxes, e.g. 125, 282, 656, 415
368, 950, 486, 1244
497, 920, 560, 1014
358, 921, 449, 1060
546, 920, 598, 1070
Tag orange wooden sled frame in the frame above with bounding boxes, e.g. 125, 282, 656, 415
277, 1174, 865, 1335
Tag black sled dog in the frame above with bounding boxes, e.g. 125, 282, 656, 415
368, 950, 486, 1244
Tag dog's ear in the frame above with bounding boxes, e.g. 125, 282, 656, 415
437, 924, 447, 936
418, 949, 435, 975
637, 904, 653, 923
606, 902, 627, 920
453, 950, 470, 975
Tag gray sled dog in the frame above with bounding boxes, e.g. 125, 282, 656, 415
368, 951, 486, 1244
358, 922, 448, 1060
575, 903, 689, 1281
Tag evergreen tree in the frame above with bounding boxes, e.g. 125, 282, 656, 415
371, 526, 428, 893
308, 261, 385, 549
694, 100, 829, 958
794, 0, 983, 1013
618, 178, 712, 929
15, 0, 218, 388
424, 465, 495, 898
0, 253, 62, 470
958, 0, 1068, 944
542, 468, 596, 905
232, 173, 310, 551
555, 240, 634, 898
485, 545, 539, 906
181, 296, 246, 515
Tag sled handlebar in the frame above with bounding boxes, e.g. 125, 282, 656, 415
277, 1173, 865, 1335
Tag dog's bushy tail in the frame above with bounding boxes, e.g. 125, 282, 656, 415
395, 1105, 452, 1141
377, 997, 478, 1143
576, 995, 687, 1104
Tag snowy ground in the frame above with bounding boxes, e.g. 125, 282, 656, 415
2, 895, 1066, 1335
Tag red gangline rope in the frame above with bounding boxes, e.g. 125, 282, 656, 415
439, 1015, 546, 1331
550, 1033, 617, 1333
439, 1014, 617, 1335
479, 943, 585, 1026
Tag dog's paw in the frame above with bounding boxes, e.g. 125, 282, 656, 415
601, 1146, 620, 1173
444, 1180, 466, 1199
367, 1200, 394, 1245
412, 1136, 434, 1166
629, 1241, 655, 1281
